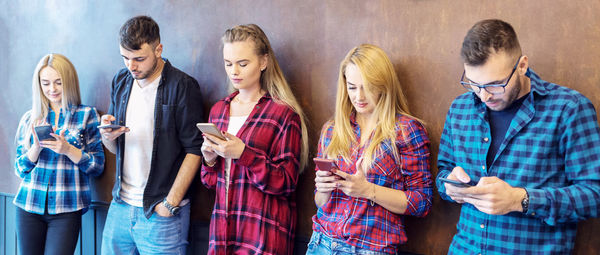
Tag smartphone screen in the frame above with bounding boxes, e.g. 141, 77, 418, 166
439, 177, 475, 188
34, 125, 55, 141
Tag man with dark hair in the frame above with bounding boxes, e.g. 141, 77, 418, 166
436, 19, 600, 254
99, 15, 204, 254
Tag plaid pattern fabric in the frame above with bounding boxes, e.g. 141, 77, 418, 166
436, 69, 600, 254
14, 105, 104, 215
311, 113, 433, 254
201, 91, 301, 255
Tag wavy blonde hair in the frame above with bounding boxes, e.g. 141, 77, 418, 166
222, 24, 309, 171
23, 54, 81, 149
325, 44, 422, 171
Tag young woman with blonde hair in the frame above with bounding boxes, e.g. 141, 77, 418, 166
201, 24, 308, 254
14, 53, 104, 254
308, 44, 433, 254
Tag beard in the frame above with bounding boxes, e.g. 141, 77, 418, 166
485, 76, 522, 111
132, 56, 159, 80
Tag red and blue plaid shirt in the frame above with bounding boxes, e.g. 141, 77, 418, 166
311, 113, 433, 254
201, 91, 301, 255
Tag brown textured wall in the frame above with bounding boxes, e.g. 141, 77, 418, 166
1, 1, 599, 254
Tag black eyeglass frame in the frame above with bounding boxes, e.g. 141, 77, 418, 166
460, 56, 522, 95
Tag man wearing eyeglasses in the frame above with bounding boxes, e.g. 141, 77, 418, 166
436, 19, 600, 254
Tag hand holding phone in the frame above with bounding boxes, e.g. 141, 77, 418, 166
34, 125, 55, 141
99, 114, 129, 141
439, 177, 476, 188
197, 123, 227, 142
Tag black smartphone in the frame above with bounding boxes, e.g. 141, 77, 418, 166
97, 124, 128, 129
34, 125, 55, 141
439, 177, 476, 188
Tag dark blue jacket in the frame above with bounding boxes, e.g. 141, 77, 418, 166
108, 59, 204, 218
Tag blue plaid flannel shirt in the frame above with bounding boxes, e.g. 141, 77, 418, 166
14, 105, 104, 215
437, 69, 600, 254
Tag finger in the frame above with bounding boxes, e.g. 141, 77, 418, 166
101, 115, 115, 124
205, 133, 225, 145
59, 129, 66, 138
452, 166, 471, 183
49, 133, 60, 140
334, 170, 350, 180
477, 176, 499, 185
353, 168, 366, 178
315, 170, 334, 177
315, 175, 338, 184
202, 136, 218, 146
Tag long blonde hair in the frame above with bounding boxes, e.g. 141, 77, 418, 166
325, 44, 422, 170
222, 24, 309, 172
24, 53, 81, 148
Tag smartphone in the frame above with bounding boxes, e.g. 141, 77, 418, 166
34, 125, 55, 141
196, 123, 227, 141
97, 124, 128, 129
439, 177, 476, 188
313, 158, 338, 172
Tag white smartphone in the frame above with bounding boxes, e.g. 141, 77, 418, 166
196, 123, 227, 141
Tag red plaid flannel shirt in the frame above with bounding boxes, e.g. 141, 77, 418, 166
311, 113, 433, 254
201, 91, 301, 255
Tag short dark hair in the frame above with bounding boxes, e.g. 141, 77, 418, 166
119, 16, 160, 51
461, 19, 521, 66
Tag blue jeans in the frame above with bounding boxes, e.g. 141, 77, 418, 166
306, 231, 392, 255
101, 199, 190, 255
16, 206, 82, 255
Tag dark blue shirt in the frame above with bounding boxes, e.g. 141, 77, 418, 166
108, 59, 205, 218
486, 93, 529, 168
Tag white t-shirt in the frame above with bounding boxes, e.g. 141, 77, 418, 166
120, 76, 161, 207
225, 115, 248, 208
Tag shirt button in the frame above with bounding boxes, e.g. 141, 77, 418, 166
480, 224, 485, 229
531, 212, 536, 216
481, 165, 486, 170
331, 242, 337, 248
483, 137, 489, 142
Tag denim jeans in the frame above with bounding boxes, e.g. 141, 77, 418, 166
101, 199, 190, 255
306, 231, 392, 255
16, 206, 82, 255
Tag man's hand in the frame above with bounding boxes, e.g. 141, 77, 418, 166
445, 166, 526, 215
154, 202, 173, 217
99, 114, 129, 141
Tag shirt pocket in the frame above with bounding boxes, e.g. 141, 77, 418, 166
161, 104, 177, 131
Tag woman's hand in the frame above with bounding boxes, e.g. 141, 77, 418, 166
40, 129, 82, 163
333, 158, 372, 199
204, 132, 245, 159
26, 123, 43, 163
315, 169, 339, 194
201, 135, 219, 165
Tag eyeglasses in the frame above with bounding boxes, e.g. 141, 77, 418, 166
460, 56, 522, 95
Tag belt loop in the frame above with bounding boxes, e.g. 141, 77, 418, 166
316, 231, 323, 245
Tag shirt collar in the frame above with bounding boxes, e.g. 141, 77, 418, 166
224, 90, 272, 104
526, 68, 549, 96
